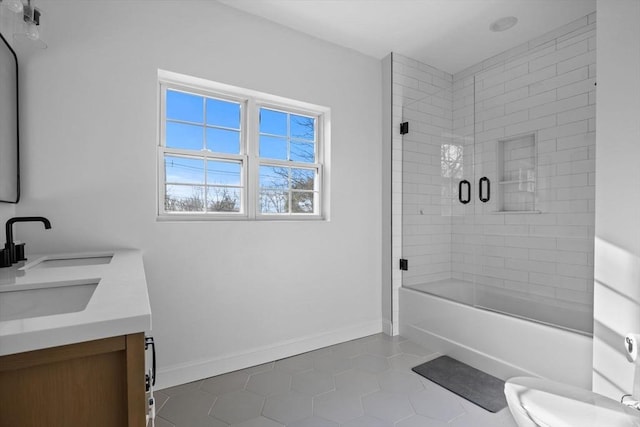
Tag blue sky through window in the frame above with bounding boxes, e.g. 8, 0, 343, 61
166, 90, 203, 123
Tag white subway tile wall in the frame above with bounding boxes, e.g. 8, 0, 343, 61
393, 13, 596, 330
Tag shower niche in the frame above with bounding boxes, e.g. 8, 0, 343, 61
496, 133, 538, 213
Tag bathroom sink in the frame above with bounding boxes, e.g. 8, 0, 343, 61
23, 254, 113, 270
0, 278, 100, 322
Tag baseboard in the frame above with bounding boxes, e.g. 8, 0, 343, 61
155, 320, 382, 390
400, 323, 536, 381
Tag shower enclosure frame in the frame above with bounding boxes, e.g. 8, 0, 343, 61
390, 11, 597, 386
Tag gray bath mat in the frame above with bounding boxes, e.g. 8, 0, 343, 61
412, 356, 508, 413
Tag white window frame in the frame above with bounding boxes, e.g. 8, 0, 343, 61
157, 70, 330, 221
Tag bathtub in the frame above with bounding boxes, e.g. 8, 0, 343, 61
399, 281, 593, 389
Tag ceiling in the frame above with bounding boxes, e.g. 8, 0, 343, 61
217, 0, 596, 75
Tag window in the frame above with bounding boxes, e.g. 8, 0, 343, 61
158, 71, 329, 220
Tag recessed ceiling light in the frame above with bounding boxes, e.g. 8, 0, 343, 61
490, 16, 518, 32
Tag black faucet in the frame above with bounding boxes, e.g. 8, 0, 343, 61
0, 216, 52, 267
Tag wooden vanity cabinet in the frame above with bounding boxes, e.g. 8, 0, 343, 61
0, 333, 146, 427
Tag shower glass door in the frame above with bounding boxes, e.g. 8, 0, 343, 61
470, 64, 594, 334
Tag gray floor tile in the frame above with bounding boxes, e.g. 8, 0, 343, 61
313, 354, 353, 374
364, 338, 403, 357
241, 362, 275, 375
377, 333, 408, 343
352, 353, 390, 373
377, 370, 424, 394
275, 353, 315, 374
361, 391, 414, 423
409, 386, 467, 422
307, 347, 333, 359
388, 353, 427, 372
210, 390, 265, 425
396, 414, 448, 427
313, 390, 364, 423
156, 389, 216, 426
154, 416, 176, 427
450, 400, 518, 427
246, 370, 292, 396
201, 371, 249, 396
154, 390, 171, 413
399, 340, 438, 357
291, 369, 335, 395
230, 416, 283, 427
341, 415, 394, 427
287, 416, 339, 427
329, 340, 366, 359
262, 391, 313, 424
162, 379, 204, 396
205, 418, 230, 427
334, 369, 379, 395
156, 334, 516, 427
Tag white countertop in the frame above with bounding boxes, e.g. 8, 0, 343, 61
0, 249, 152, 356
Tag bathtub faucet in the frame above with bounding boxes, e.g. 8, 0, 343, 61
0, 216, 52, 267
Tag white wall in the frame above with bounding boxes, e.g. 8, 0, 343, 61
14, 0, 383, 388
593, 0, 640, 399
0, 205, 15, 232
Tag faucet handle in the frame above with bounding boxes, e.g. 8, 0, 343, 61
14, 243, 25, 261
0, 249, 11, 268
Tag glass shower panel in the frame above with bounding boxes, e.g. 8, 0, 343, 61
401, 89, 476, 306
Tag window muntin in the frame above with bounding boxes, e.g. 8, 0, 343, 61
158, 74, 327, 220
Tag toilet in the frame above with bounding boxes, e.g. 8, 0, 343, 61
505, 376, 640, 427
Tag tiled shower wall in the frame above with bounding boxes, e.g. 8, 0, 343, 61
393, 14, 596, 333
451, 14, 596, 312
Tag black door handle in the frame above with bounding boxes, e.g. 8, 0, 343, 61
479, 177, 490, 203
459, 180, 470, 204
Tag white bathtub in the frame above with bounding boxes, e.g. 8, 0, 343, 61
399, 284, 593, 389
405, 279, 593, 335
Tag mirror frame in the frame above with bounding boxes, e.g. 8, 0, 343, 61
0, 32, 19, 203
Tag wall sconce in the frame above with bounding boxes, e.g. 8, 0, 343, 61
22, 0, 41, 40
3, 0, 23, 14
1, 0, 46, 49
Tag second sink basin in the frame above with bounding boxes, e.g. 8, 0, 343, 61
0, 279, 100, 322
23, 254, 113, 270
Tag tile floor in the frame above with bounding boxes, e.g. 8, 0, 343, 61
154, 334, 518, 427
